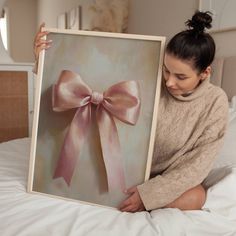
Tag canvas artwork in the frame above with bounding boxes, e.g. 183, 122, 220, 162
67, 6, 82, 30
57, 13, 67, 29
28, 29, 165, 209
81, 0, 129, 32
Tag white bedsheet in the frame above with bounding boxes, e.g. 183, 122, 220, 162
0, 138, 236, 236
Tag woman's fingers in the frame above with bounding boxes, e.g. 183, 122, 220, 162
119, 202, 135, 212
34, 39, 52, 48
37, 44, 50, 52
34, 34, 52, 60
119, 198, 131, 210
34, 31, 49, 43
34, 22, 51, 59
37, 22, 45, 34
125, 186, 137, 194
35, 43, 50, 55
33, 23, 50, 73
120, 205, 136, 212
119, 200, 140, 212
34, 22, 47, 43
34, 41, 51, 61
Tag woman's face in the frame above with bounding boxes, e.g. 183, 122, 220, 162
163, 53, 211, 96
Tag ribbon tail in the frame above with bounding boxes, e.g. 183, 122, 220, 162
53, 105, 91, 186
96, 107, 126, 192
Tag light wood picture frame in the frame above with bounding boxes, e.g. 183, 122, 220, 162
28, 28, 165, 209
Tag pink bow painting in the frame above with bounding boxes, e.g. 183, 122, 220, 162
52, 70, 141, 192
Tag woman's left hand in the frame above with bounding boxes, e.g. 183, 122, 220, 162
118, 186, 145, 212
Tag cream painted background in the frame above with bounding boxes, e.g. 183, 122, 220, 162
4, 0, 236, 63
33, 31, 163, 207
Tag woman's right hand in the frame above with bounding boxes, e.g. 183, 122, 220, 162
33, 23, 52, 73
34, 23, 52, 60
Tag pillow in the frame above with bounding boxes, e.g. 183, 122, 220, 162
203, 96, 236, 188
213, 95, 236, 168
229, 96, 236, 122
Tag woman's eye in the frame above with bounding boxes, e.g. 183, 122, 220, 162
176, 76, 187, 80
163, 68, 169, 74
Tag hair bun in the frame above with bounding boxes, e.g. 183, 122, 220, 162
185, 11, 212, 34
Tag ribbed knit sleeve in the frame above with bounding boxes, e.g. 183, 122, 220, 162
137, 90, 229, 211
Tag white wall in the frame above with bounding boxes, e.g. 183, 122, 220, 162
37, 0, 93, 28
128, 0, 236, 58
4, 0, 236, 63
128, 0, 198, 39
211, 30, 236, 58
37, 0, 78, 28
6, 0, 37, 62
4, 0, 90, 62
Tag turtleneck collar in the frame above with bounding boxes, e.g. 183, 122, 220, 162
162, 78, 210, 102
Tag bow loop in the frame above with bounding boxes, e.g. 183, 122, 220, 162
103, 81, 141, 125
53, 70, 91, 111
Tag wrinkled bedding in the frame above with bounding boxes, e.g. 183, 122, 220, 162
0, 138, 235, 236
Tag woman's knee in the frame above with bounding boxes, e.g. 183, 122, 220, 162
165, 184, 206, 210
195, 184, 206, 208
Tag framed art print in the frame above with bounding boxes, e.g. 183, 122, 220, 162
66, 6, 82, 30
28, 28, 165, 209
57, 13, 67, 29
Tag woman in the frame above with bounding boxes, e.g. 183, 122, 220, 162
34, 11, 228, 213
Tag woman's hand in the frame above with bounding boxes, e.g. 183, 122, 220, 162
34, 23, 52, 61
34, 22, 52, 60
33, 23, 52, 72
118, 186, 145, 213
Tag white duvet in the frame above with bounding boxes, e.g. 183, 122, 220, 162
0, 138, 235, 236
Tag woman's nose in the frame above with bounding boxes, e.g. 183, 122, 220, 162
165, 74, 176, 87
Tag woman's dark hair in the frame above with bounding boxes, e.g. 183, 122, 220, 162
166, 11, 215, 73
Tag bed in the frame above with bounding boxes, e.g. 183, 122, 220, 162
0, 56, 236, 236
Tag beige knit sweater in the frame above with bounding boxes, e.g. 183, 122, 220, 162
137, 78, 229, 211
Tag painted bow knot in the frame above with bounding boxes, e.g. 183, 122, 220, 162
52, 70, 141, 191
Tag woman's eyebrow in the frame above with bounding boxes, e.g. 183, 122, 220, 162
163, 64, 187, 77
175, 73, 187, 77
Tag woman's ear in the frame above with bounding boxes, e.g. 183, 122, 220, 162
200, 66, 211, 81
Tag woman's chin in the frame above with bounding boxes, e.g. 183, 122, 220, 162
167, 88, 182, 95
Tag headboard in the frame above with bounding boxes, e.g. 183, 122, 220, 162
0, 64, 34, 143
0, 71, 28, 142
211, 56, 236, 101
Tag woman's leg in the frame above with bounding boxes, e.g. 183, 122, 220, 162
164, 184, 206, 210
